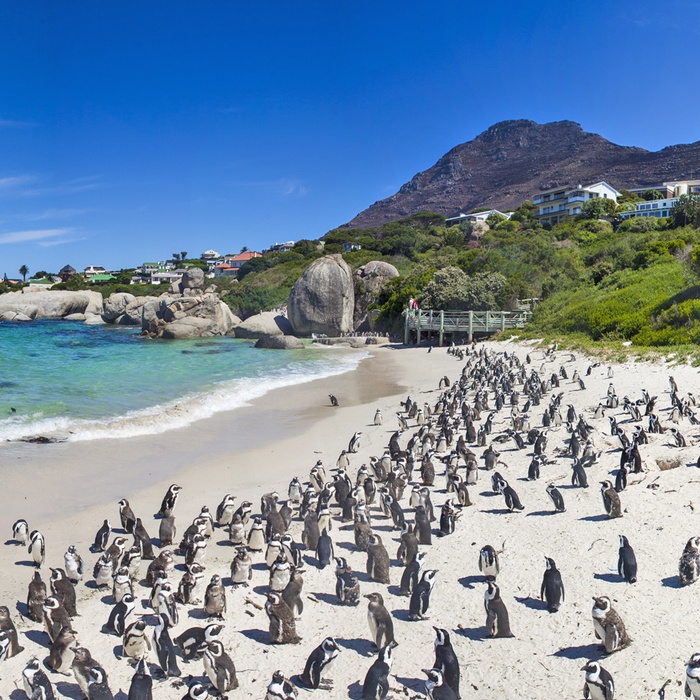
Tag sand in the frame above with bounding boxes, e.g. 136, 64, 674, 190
2, 339, 700, 698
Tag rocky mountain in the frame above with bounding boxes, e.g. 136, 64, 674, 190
346, 120, 700, 228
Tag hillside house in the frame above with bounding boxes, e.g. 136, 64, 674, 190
533, 181, 620, 225
264, 241, 295, 254
84, 265, 110, 279
619, 197, 678, 220
58, 265, 76, 282
445, 209, 513, 226
627, 179, 700, 200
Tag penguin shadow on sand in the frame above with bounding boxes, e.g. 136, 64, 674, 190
13, 558, 36, 567
187, 607, 211, 620
593, 572, 622, 584
23, 628, 47, 647
526, 510, 559, 517
240, 627, 272, 645
579, 514, 610, 522
336, 636, 375, 657
514, 595, 548, 611
458, 574, 485, 589
15, 600, 29, 618
309, 590, 344, 606
346, 680, 364, 698
455, 624, 485, 641
55, 681, 93, 700
336, 541, 356, 552
551, 641, 604, 661
661, 574, 683, 589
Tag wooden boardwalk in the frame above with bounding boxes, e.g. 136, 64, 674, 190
404, 308, 533, 345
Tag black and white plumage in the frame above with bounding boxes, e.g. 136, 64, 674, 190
267, 670, 298, 699
158, 483, 182, 517
118, 498, 137, 534
600, 481, 622, 518
400, 550, 427, 596
153, 612, 180, 678
202, 640, 239, 693
87, 666, 114, 700
540, 557, 565, 613
316, 528, 334, 569
12, 518, 29, 545
128, 657, 153, 700
28, 529, 45, 567
423, 668, 458, 700
365, 592, 394, 649
204, 574, 227, 619
545, 483, 565, 513
409, 569, 437, 620
299, 636, 340, 689
92, 519, 111, 552
63, 545, 83, 584
484, 580, 514, 638
348, 431, 362, 453
591, 596, 629, 653
497, 478, 524, 512
680, 536, 700, 586
105, 593, 135, 636
22, 656, 56, 700
361, 641, 397, 700
433, 627, 460, 700
581, 660, 615, 700
174, 622, 223, 661
335, 557, 360, 606
685, 652, 700, 699
0, 605, 24, 659
617, 535, 637, 584
478, 545, 499, 579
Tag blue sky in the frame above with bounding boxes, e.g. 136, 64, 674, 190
1, 0, 699, 278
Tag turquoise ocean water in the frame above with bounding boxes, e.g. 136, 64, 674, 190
0, 320, 364, 442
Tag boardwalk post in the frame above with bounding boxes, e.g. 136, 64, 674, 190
416, 310, 421, 346
404, 308, 409, 345
429, 309, 433, 346
468, 310, 473, 342
486, 310, 490, 334
439, 310, 444, 347
501, 312, 506, 332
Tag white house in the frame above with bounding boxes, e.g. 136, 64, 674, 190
84, 265, 110, 279
200, 249, 220, 260
532, 181, 620, 225
628, 179, 700, 200
619, 197, 678, 220
445, 209, 513, 226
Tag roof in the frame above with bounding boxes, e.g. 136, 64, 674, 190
90, 274, 115, 282
228, 251, 261, 262
59, 265, 76, 273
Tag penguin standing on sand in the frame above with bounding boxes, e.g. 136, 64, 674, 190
433, 628, 460, 700
680, 537, 700, 586
374, 409, 383, 426
497, 479, 524, 512
335, 557, 360, 606
158, 483, 182, 517
174, 622, 223, 661
591, 596, 629, 653
159, 516, 176, 548
29, 529, 45, 567
601, 481, 622, 518
266, 670, 298, 699
484, 581, 514, 638
128, 658, 153, 700
47, 627, 76, 674
204, 574, 227, 619
0, 606, 23, 658
231, 547, 253, 585
202, 640, 239, 693
22, 657, 55, 700
571, 458, 588, 488
423, 668, 458, 700
104, 592, 135, 636
50, 567, 76, 617
133, 518, 155, 559
87, 667, 114, 700
12, 518, 29, 545
266, 592, 300, 644
478, 545, 499, 579
540, 557, 565, 612
409, 569, 438, 620
27, 571, 46, 623
365, 592, 395, 648
93, 519, 111, 552
618, 536, 637, 583
581, 660, 615, 700
400, 550, 427, 596
361, 641, 397, 700
118, 498, 137, 534
300, 637, 340, 689
348, 431, 362, 453
153, 612, 180, 678
316, 528, 334, 569
64, 545, 83, 584
546, 483, 565, 513
71, 647, 106, 698
123, 619, 151, 660
282, 567, 304, 617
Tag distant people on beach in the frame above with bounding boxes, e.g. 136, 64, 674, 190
409, 296, 419, 312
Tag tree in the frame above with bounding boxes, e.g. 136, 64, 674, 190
580, 197, 617, 219
240, 246, 249, 253
31, 270, 50, 279
671, 194, 700, 228
642, 189, 664, 201
486, 212, 508, 229
181, 251, 188, 261
19, 265, 28, 282
172, 253, 181, 262
420, 266, 507, 311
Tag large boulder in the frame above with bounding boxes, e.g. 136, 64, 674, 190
254, 334, 304, 350
235, 312, 293, 339
160, 317, 213, 339
287, 255, 354, 336
0, 310, 33, 322
122, 296, 158, 325
0, 290, 103, 319
353, 260, 399, 331
142, 293, 240, 339
179, 268, 205, 291
103, 292, 136, 321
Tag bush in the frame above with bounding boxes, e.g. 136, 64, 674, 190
617, 217, 659, 232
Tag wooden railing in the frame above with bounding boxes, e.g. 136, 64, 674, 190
404, 308, 533, 346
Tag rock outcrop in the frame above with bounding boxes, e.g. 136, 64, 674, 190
143, 293, 240, 339
234, 312, 293, 339
353, 260, 399, 331
254, 334, 304, 350
102, 292, 136, 322
287, 255, 354, 337
345, 119, 700, 228
0, 290, 104, 320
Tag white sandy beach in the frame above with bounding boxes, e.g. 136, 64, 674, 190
3, 340, 700, 699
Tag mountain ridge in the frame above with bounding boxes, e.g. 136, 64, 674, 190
345, 120, 700, 228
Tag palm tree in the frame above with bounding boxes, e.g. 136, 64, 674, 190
19, 264, 28, 282
180, 251, 188, 261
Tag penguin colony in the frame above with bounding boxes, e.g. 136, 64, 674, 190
5, 345, 700, 698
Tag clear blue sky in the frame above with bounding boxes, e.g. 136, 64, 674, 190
1, 0, 699, 278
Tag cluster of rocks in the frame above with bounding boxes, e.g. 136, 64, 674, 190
0, 255, 398, 348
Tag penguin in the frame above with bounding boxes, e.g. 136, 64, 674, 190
198, 505, 215, 537
87, 666, 114, 700
0, 606, 23, 658
202, 640, 239, 693
231, 547, 253, 586
247, 517, 266, 551
64, 545, 83, 584
433, 627, 460, 700
0, 630, 10, 662
182, 683, 210, 700
396, 523, 419, 565
540, 557, 565, 613
484, 580, 514, 638
438, 500, 457, 537
112, 566, 133, 604
571, 458, 588, 488
686, 653, 700, 700
269, 554, 292, 592
22, 656, 56, 700
680, 536, 700, 586
366, 534, 391, 584
266, 592, 301, 644
12, 518, 29, 545
288, 478, 303, 504
216, 494, 237, 526
27, 570, 47, 622
71, 647, 106, 698
365, 592, 395, 648
581, 660, 615, 700
267, 670, 298, 699
93, 519, 111, 552
409, 569, 438, 620
234, 499, 253, 525
133, 518, 155, 559
177, 562, 206, 605
122, 544, 142, 581
479, 545, 499, 579
104, 592, 135, 636
93, 553, 114, 589
281, 533, 303, 568
184, 532, 207, 566
153, 612, 181, 678
105, 535, 129, 568
423, 668, 458, 700
43, 595, 71, 643
282, 567, 304, 617
175, 621, 223, 661
158, 483, 182, 517
228, 513, 246, 545
118, 498, 137, 534
316, 528, 334, 569
329, 394, 339, 407
601, 481, 622, 518
204, 574, 227, 619
128, 657, 153, 700
50, 567, 77, 616
159, 515, 177, 548
300, 636, 340, 689
335, 557, 360, 606
400, 549, 427, 596
591, 596, 629, 653
28, 529, 45, 567
497, 478, 525, 512
122, 619, 151, 660
146, 549, 175, 585
415, 505, 432, 545
361, 641, 397, 700
348, 431, 362, 453
614, 463, 629, 493
374, 409, 383, 425
617, 535, 638, 584
546, 483, 566, 513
